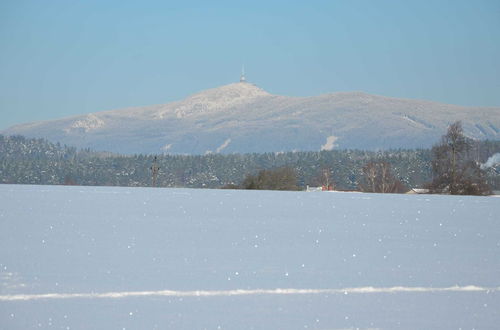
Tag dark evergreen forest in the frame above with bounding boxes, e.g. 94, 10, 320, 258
1, 135, 499, 191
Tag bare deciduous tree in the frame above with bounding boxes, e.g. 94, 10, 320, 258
359, 161, 406, 193
427, 121, 491, 195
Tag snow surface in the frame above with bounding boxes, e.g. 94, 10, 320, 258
0, 184, 499, 329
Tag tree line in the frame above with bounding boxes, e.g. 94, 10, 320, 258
353, 121, 495, 195
0, 123, 499, 195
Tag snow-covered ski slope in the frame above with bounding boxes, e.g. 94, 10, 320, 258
1, 184, 499, 329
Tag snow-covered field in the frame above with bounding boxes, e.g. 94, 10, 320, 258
1, 184, 499, 329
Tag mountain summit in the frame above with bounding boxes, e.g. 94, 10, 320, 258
2, 82, 499, 154
151, 82, 272, 119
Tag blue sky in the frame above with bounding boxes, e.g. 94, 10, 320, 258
1, 0, 499, 129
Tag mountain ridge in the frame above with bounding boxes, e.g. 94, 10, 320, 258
2, 82, 499, 154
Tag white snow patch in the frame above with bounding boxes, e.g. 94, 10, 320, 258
481, 153, 500, 169
64, 114, 105, 133
320, 135, 338, 151
216, 138, 231, 153
162, 143, 173, 152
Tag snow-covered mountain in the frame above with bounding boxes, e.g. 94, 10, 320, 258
2, 82, 499, 154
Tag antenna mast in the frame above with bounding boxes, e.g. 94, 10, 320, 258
240, 65, 246, 83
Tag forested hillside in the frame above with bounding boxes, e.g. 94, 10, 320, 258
1, 135, 499, 190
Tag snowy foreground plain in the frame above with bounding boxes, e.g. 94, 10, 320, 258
1, 184, 499, 329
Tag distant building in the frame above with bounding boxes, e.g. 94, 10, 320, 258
406, 188, 430, 194
305, 185, 335, 192
306, 185, 323, 192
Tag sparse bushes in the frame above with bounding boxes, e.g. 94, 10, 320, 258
241, 167, 299, 191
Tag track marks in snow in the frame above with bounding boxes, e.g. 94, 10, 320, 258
1, 286, 498, 302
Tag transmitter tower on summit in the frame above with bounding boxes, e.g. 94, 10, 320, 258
240, 65, 246, 83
